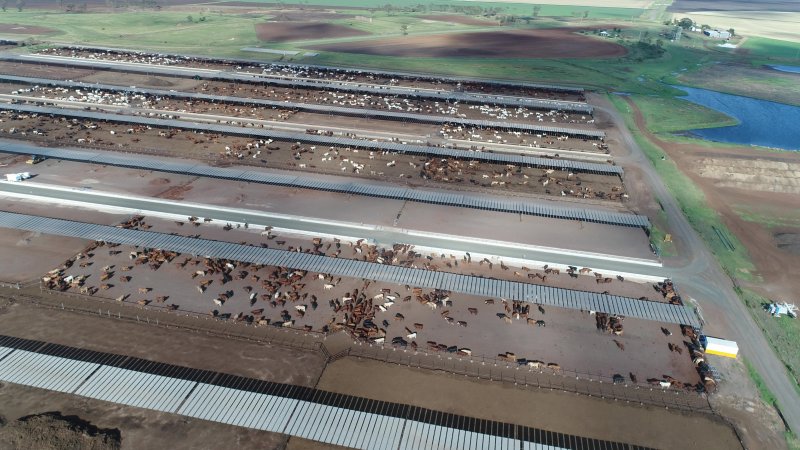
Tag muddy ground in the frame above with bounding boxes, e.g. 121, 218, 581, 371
0, 199, 691, 385
0, 112, 625, 201
0, 296, 741, 450
0, 412, 121, 450
310, 28, 628, 59
318, 358, 738, 450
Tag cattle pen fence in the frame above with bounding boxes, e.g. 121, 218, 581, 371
5, 285, 713, 414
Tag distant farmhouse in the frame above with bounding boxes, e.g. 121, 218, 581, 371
703, 29, 731, 39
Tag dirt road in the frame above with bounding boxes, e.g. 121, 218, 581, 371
592, 93, 800, 440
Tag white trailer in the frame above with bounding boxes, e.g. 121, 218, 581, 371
703, 336, 739, 358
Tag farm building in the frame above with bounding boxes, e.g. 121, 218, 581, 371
704, 29, 731, 39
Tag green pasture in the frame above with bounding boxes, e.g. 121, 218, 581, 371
741, 289, 800, 395
206, 0, 644, 20
0, 11, 267, 54
607, 94, 756, 280
742, 36, 800, 61
632, 94, 738, 133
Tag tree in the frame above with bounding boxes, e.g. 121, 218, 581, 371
728, 28, 735, 37
532, 5, 541, 17
400, 24, 408, 35
186, 14, 193, 23
677, 17, 693, 30
583, 10, 589, 19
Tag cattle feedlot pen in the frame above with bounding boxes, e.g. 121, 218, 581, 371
0, 141, 649, 228
0, 335, 652, 450
0, 74, 593, 138
39, 44, 587, 94
0, 211, 695, 326
0, 103, 620, 176
6, 54, 595, 115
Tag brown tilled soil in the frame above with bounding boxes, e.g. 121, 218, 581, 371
255, 22, 369, 42
311, 28, 628, 59
417, 14, 500, 26
0, 412, 121, 450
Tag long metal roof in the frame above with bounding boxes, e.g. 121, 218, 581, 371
46, 44, 587, 93
0, 335, 652, 450
0, 142, 648, 228
0, 73, 601, 137
0, 211, 694, 325
6, 54, 595, 114
0, 102, 617, 174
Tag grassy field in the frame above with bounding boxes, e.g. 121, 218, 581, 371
632, 94, 738, 133
741, 289, 800, 394
677, 63, 800, 107
608, 94, 757, 280
205, 0, 645, 19
742, 36, 800, 60
0, 11, 268, 55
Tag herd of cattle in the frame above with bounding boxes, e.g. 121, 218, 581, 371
33, 214, 708, 391
37, 47, 586, 102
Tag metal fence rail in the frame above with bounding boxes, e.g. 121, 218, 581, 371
0, 211, 695, 326
0, 102, 617, 174
0, 73, 594, 137
6, 54, 597, 115
7, 288, 712, 414
0, 333, 653, 450
0, 140, 648, 228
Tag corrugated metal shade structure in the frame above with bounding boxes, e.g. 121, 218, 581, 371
0, 335, 653, 450
45, 44, 586, 94
7, 54, 595, 115
0, 211, 695, 326
0, 142, 649, 228
0, 103, 616, 174
0, 73, 600, 137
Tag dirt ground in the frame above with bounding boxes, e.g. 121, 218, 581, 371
0, 295, 736, 450
0, 412, 121, 450
32, 48, 587, 102
255, 22, 369, 42
0, 192, 685, 385
0, 113, 623, 201
0, 24, 56, 34
417, 14, 500, 26
0, 291, 322, 449
318, 358, 739, 450
626, 97, 800, 302
310, 28, 628, 59
0, 155, 652, 259
0, 229, 89, 283
0, 73, 594, 127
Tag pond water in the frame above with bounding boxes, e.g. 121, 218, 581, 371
674, 85, 800, 151
770, 65, 800, 74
